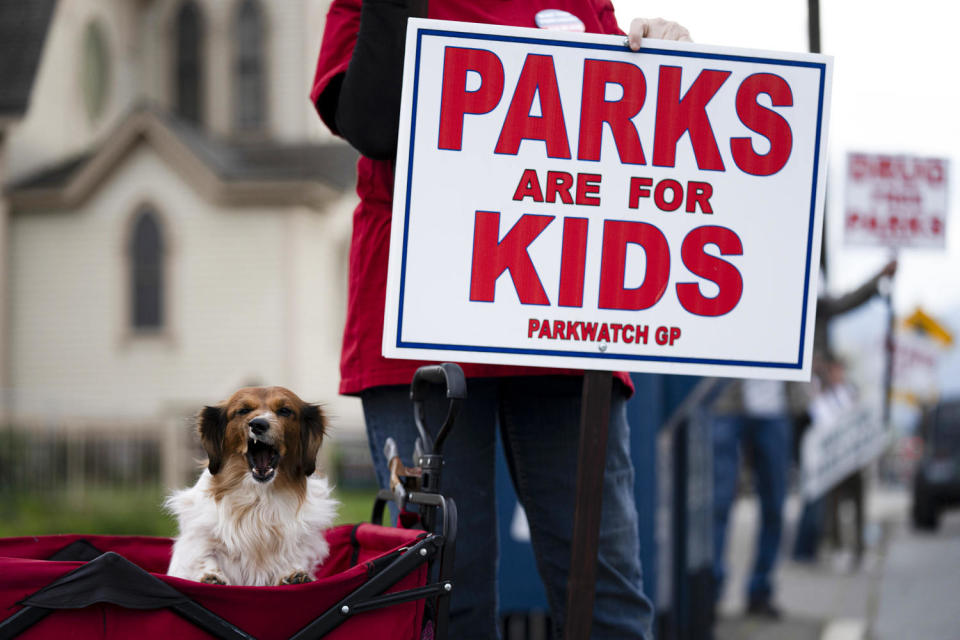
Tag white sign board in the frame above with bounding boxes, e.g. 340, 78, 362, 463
892, 329, 943, 403
844, 153, 949, 249
384, 19, 833, 381
801, 388, 891, 499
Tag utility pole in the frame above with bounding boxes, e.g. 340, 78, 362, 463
808, 0, 821, 53
808, 0, 827, 281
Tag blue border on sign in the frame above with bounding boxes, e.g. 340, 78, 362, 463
396, 28, 828, 371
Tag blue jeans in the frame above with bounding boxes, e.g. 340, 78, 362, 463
361, 376, 653, 640
792, 495, 825, 561
712, 414, 790, 603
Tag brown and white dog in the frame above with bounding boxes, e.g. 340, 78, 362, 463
166, 386, 338, 586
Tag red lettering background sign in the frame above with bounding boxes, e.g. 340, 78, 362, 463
844, 152, 949, 249
384, 19, 833, 381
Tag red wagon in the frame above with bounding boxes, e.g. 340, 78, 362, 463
0, 365, 463, 640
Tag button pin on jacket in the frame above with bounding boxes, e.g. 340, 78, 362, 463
534, 9, 585, 32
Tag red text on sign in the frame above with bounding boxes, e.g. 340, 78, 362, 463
848, 154, 945, 185
655, 325, 682, 345
628, 177, 714, 213
513, 169, 602, 206
469, 212, 744, 317
437, 47, 795, 176
525, 318, 682, 347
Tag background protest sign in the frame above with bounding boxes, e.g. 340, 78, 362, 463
844, 152, 949, 249
384, 19, 833, 381
801, 388, 891, 499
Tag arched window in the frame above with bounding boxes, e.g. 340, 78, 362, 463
234, 0, 265, 132
82, 20, 111, 122
175, 1, 203, 124
129, 209, 165, 330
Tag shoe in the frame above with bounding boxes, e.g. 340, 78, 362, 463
746, 597, 782, 619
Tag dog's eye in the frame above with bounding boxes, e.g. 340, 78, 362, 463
277, 407, 294, 418
236, 407, 252, 416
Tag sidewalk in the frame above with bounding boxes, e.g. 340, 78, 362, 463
873, 509, 960, 640
714, 486, 908, 640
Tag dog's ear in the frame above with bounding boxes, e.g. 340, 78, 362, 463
198, 405, 227, 475
300, 404, 327, 477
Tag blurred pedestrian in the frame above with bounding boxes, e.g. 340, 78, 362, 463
793, 259, 897, 563
711, 378, 809, 617
793, 355, 860, 560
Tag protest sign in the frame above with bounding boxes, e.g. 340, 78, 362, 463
384, 19, 833, 380
891, 308, 953, 405
801, 387, 891, 499
892, 330, 943, 404
844, 152, 949, 249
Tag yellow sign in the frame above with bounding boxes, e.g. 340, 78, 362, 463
902, 308, 954, 347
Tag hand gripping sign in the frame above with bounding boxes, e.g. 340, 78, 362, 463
384, 19, 833, 381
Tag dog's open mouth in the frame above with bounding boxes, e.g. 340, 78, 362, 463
246, 439, 280, 482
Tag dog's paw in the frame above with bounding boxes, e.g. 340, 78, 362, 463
200, 572, 227, 585
280, 571, 313, 585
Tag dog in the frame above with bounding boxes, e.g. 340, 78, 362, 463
166, 386, 338, 586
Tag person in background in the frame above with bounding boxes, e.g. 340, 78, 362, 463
310, 3, 691, 638
794, 355, 867, 564
792, 259, 897, 563
710, 377, 809, 618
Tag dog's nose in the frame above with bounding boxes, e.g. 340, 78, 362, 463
249, 417, 269, 436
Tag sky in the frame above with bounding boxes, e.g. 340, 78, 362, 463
613, 0, 960, 319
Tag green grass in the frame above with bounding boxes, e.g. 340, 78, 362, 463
0, 487, 177, 538
0, 485, 382, 538
331, 486, 381, 525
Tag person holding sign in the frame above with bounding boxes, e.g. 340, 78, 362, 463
792, 259, 897, 563
311, 3, 689, 639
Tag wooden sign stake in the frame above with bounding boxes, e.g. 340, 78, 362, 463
564, 370, 613, 640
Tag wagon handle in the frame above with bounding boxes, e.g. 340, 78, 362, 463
410, 363, 466, 455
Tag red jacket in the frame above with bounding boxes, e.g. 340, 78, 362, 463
311, 0, 633, 395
